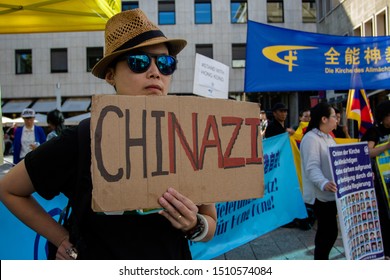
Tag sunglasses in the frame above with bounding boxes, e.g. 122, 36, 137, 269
120, 52, 177, 76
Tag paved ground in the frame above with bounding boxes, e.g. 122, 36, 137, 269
213, 224, 346, 260
0, 155, 346, 260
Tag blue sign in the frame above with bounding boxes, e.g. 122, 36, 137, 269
245, 20, 390, 92
191, 133, 307, 259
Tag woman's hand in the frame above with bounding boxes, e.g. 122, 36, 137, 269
324, 181, 337, 193
55, 236, 78, 260
158, 187, 199, 232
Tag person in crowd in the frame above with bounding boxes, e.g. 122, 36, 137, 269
265, 102, 295, 138
0, 9, 217, 260
300, 102, 338, 260
265, 102, 299, 228
12, 108, 46, 164
46, 109, 65, 141
361, 99, 390, 258
259, 110, 268, 138
3, 122, 16, 155
293, 108, 311, 130
332, 107, 350, 138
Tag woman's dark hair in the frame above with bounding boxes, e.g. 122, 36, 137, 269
305, 102, 333, 134
374, 100, 390, 124
47, 109, 65, 136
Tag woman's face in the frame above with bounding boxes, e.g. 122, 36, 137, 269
382, 114, 390, 128
321, 108, 337, 133
106, 44, 172, 97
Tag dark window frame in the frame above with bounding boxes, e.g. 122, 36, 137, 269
196, 44, 213, 59
50, 48, 68, 73
86, 47, 103, 72
195, 0, 212, 24
267, 0, 284, 23
231, 0, 248, 24
232, 43, 246, 68
158, 0, 176, 25
302, 0, 316, 23
15, 49, 32, 74
122, 1, 139, 11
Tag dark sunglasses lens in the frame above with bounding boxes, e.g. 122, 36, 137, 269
127, 54, 151, 73
157, 55, 176, 75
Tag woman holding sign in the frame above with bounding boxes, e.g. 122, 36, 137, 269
361, 100, 390, 258
0, 9, 217, 260
300, 103, 338, 260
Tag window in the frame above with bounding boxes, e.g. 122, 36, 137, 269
267, 0, 284, 23
15, 49, 32, 74
195, 0, 212, 24
86, 47, 103, 72
231, 0, 247, 24
232, 44, 246, 68
158, 0, 175, 25
376, 9, 388, 36
302, 0, 316, 23
196, 44, 213, 59
51, 48, 68, 73
122, 1, 139, 11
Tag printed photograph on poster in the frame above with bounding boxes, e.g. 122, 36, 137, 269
328, 142, 385, 260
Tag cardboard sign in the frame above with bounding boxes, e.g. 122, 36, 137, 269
193, 53, 229, 99
91, 95, 264, 212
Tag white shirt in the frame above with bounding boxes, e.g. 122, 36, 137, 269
300, 128, 336, 204
20, 126, 36, 159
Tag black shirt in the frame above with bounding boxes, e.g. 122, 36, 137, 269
265, 120, 286, 138
25, 123, 191, 260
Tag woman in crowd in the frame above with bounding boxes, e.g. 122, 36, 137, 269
300, 102, 338, 259
0, 9, 217, 260
46, 109, 65, 141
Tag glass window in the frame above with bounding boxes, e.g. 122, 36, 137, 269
231, 0, 247, 24
122, 1, 139, 11
195, 0, 212, 24
86, 47, 103, 72
15, 49, 32, 74
267, 0, 284, 23
232, 44, 246, 68
51, 48, 68, 73
302, 0, 316, 23
158, 0, 176, 25
196, 44, 213, 59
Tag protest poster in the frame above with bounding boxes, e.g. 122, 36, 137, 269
193, 53, 229, 99
90, 95, 264, 212
328, 142, 385, 260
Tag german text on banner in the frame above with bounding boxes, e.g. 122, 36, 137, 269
190, 132, 307, 260
245, 20, 390, 92
328, 142, 385, 260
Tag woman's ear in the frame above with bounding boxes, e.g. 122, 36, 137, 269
105, 68, 115, 86
321, 116, 327, 124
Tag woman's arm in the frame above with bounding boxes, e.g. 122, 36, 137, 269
0, 161, 70, 249
367, 140, 390, 158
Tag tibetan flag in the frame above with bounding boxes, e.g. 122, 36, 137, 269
346, 89, 374, 137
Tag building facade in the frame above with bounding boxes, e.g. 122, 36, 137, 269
317, 0, 390, 115
0, 0, 316, 125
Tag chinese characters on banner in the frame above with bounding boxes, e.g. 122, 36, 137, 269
245, 20, 390, 91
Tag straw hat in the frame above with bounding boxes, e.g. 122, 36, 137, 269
92, 9, 187, 79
